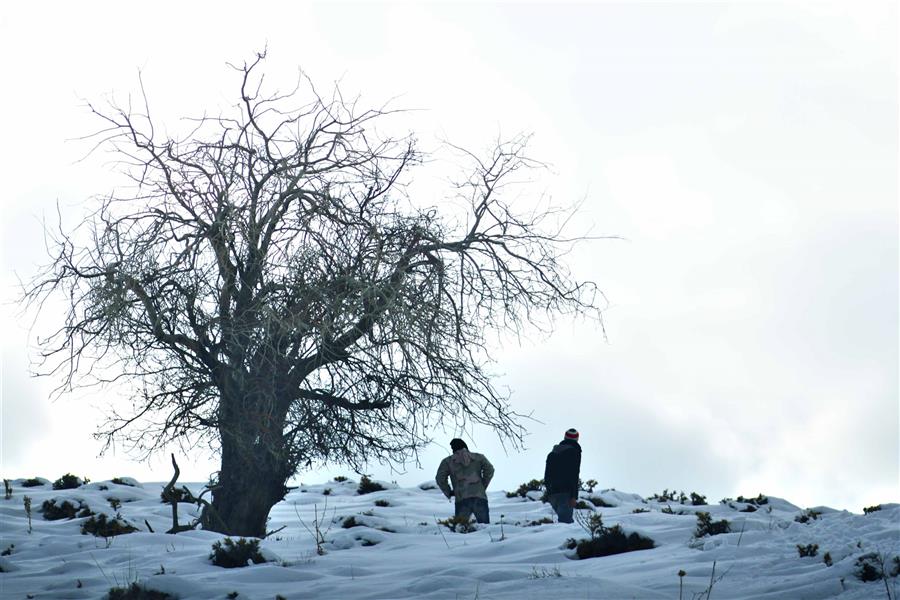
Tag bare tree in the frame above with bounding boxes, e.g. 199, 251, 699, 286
25, 53, 602, 536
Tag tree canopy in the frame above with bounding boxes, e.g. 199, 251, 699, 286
26, 53, 603, 535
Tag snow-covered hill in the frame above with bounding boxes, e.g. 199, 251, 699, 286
0, 476, 897, 599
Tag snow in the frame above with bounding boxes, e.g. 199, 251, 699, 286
1, 476, 897, 599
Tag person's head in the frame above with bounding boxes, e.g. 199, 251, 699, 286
564, 428, 579, 442
449, 438, 469, 452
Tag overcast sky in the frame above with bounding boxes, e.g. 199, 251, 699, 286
1, 1, 896, 511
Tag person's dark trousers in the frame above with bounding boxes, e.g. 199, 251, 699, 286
549, 492, 574, 523
455, 497, 490, 523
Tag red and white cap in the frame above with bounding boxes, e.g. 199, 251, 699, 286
564, 428, 579, 440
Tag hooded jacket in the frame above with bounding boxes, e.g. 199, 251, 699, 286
435, 449, 495, 500
544, 438, 582, 497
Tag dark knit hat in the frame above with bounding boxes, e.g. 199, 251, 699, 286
450, 438, 469, 452
564, 428, 579, 441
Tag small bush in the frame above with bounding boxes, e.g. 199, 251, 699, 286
107, 583, 174, 600
322, 488, 332, 496
660, 505, 676, 515
333, 475, 349, 483
342, 516, 362, 528
690, 492, 707, 506
632, 508, 650, 514
587, 496, 614, 508
794, 509, 822, 524
648, 489, 679, 503
574, 500, 591, 509
82, 514, 138, 537
374, 499, 390, 507
357, 475, 386, 495
797, 544, 819, 557
21, 478, 45, 488
210, 537, 267, 568
506, 479, 544, 499
580, 479, 598, 493
694, 512, 730, 537
739, 505, 757, 513
41, 499, 92, 520
823, 552, 833, 567
111, 478, 136, 487
437, 515, 477, 533
572, 524, 655, 559
736, 493, 768, 506
863, 504, 882, 515
855, 553, 884, 582
52, 473, 88, 490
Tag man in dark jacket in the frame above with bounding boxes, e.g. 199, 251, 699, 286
544, 428, 582, 523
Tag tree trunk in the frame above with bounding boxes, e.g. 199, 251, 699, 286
207, 383, 292, 537
208, 453, 287, 537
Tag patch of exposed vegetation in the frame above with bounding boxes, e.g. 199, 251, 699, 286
41, 499, 92, 521
52, 473, 88, 490
357, 475, 386, 495
209, 537, 267, 568
106, 583, 174, 600
694, 512, 730, 537
81, 514, 139, 537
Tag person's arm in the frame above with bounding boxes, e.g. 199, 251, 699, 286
481, 455, 495, 489
569, 449, 581, 498
543, 454, 552, 490
435, 458, 453, 499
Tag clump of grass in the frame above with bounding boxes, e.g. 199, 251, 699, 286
863, 505, 882, 515
529, 565, 562, 579
357, 475, 386, 495
107, 583, 174, 600
374, 499, 390, 507
797, 543, 819, 557
209, 537, 267, 568
111, 478, 136, 487
21, 478, 45, 488
333, 475, 349, 483
694, 512, 730, 537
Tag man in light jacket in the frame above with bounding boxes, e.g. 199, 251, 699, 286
435, 438, 495, 523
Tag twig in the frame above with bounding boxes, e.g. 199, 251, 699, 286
434, 515, 452, 549
706, 560, 717, 600
736, 519, 747, 547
